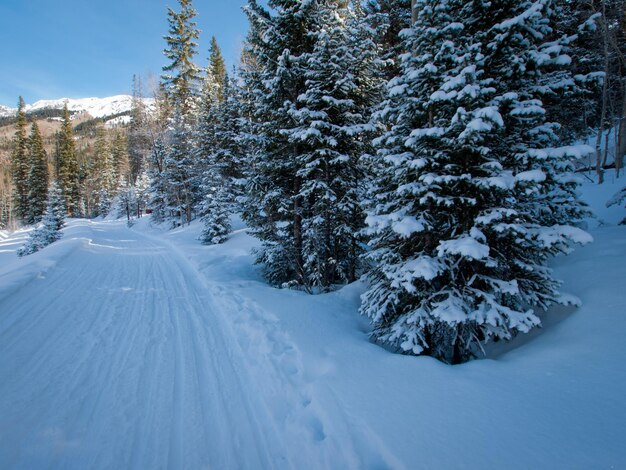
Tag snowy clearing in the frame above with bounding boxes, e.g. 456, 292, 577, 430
0, 178, 625, 469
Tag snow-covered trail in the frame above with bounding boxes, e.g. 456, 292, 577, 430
0, 221, 289, 469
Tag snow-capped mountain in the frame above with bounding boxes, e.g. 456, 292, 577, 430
0, 95, 154, 119
0, 105, 14, 117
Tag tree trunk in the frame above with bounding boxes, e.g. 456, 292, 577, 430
596, 0, 610, 185
411, 0, 418, 25
293, 176, 305, 288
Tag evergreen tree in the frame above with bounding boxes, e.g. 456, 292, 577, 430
212, 73, 248, 195
26, 122, 49, 224
112, 131, 130, 188
18, 183, 66, 257
361, 0, 592, 363
209, 36, 227, 102
98, 188, 112, 217
117, 182, 137, 224
287, 3, 376, 289
128, 75, 152, 182
363, 0, 412, 80
148, 138, 169, 224
162, 0, 201, 118
161, 114, 198, 226
57, 103, 80, 216
135, 172, 151, 218
242, 0, 328, 287
243, 0, 378, 290
11, 97, 29, 223
90, 125, 116, 216
199, 179, 232, 245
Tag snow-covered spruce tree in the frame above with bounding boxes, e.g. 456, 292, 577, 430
57, 103, 80, 217
90, 125, 116, 217
161, 114, 199, 226
26, 122, 49, 224
213, 73, 248, 194
18, 183, 66, 257
128, 75, 152, 182
98, 189, 112, 217
361, 0, 592, 364
243, 0, 377, 290
148, 138, 168, 224
363, 0, 412, 81
199, 175, 232, 245
162, 0, 202, 118
117, 182, 137, 224
209, 36, 227, 102
135, 172, 151, 218
287, 3, 378, 289
195, 55, 231, 244
196, 66, 247, 244
111, 131, 130, 189
152, 0, 202, 227
11, 97, 29, 223
242, 0, 320, 287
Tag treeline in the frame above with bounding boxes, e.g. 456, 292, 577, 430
6, 97, 149, 228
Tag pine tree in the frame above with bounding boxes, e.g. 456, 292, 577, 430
213, 73, 248, 195
112, 131, 130, 189
361, 0, 592, 364
363, 0, 412, 80
199, 178, 232, 245
287, 3, 377, 289
161, 114, 198, 226
162, 0, 201, 118
117, 182, 137, 224
148, 138, 169, 224
11, 97, 29, 223
18, 183, 66, 257
209, 36, 227, 102
57, 103, 80, 216
98, 188, 112, 217
243, 0, 378, 290
26, 122, 49, 224
135, 172, 151, 218
242, 0, 327, 287
128, 75, 152, 182
90, 125, 115, 216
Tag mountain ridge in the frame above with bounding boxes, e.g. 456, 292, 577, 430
0, 95, 154, 119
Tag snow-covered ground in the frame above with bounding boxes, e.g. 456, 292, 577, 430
0, 177, 624, 469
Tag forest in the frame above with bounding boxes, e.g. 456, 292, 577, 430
4, 0, 625, 364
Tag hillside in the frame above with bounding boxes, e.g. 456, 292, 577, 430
0, 95, 154, 119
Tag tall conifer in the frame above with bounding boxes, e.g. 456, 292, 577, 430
11, 97, 29, 223
361, 0, 592, 363
209, 36, 227, 102
162, 0, 201, 118
57, 103, 80, 216
26, 122, 49, 224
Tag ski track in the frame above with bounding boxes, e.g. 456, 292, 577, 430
0, 220, 348, 469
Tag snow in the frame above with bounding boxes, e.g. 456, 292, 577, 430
0, 95, 155, 119
0, 178, 625, 468
437, 235, 490, 260
105, 115, 132, 128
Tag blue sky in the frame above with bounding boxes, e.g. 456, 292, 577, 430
0, 0, 251, 106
